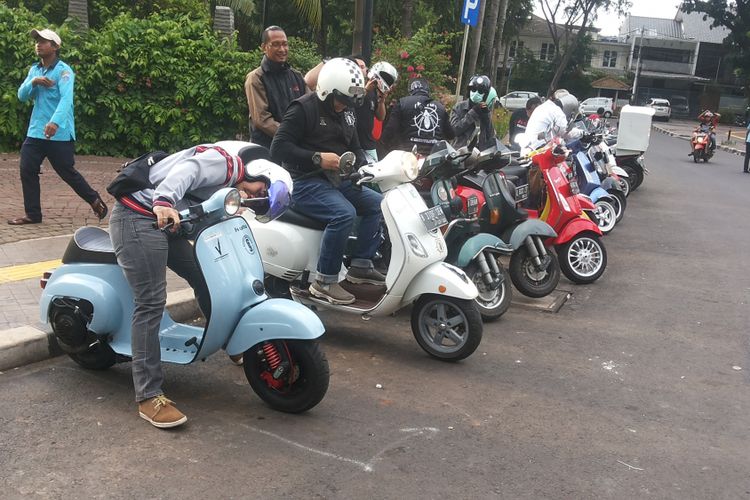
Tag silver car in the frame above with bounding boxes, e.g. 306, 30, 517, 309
647, 98, 672, 121
497, 91, 541, 111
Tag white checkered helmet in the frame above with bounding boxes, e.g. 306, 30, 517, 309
316, 57, 366, 107
367, 61, 398, 93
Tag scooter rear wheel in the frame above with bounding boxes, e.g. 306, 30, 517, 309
244, 339, 330, 413
411, 295, 482, 361
509, 246, 561, 298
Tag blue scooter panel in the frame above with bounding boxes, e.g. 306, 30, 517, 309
225, 298, 325, 356
193, 216, 267, 358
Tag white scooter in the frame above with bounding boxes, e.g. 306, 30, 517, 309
245, 151, 483, 361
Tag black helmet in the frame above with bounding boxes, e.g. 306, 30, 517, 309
467, 75, 491, 98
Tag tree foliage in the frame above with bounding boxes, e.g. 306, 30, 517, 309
681, 0, 750, 90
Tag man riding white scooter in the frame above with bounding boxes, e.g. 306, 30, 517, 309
270, 57, 384, 305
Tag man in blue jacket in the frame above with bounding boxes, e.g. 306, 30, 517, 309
8, 28, 107, 226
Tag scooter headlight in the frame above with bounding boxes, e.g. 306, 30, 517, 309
401, 152, 419, 181
224, 189, 241, 216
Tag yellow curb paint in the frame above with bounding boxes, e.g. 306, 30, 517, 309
0, 259, 62, 284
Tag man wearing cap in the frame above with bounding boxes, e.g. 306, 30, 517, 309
382, 78, 454, 156
9, 29, 108, 226
109, 140, 290, 428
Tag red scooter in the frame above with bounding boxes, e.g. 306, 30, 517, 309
527, 144, 607, 284
689, 128, 714, 163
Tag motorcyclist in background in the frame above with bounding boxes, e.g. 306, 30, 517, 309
697, 109, 720, 152
450, 74, 498, 150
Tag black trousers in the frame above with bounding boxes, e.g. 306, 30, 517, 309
19, 137, 100, 221
744, 142, 750, 172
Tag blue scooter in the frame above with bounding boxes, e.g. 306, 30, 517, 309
39, 187, 330, 413
569, 141, 618, 234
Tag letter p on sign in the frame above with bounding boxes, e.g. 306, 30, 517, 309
461, 0, 481, 27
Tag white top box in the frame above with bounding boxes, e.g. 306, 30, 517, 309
617, 105, 655, 153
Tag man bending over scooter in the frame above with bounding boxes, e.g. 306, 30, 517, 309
109, 141, 289, 428
271, 58, 385, 305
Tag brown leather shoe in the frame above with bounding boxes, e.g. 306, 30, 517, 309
90, 198, 108, 220
138, 395, 187, 428
7, 216, 42, 225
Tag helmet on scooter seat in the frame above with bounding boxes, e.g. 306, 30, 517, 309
468, 75, 491, 103
316, 57, 366, 107
368, 61, 398, 94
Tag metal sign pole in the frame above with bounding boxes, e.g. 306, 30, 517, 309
455, 24, 470, 103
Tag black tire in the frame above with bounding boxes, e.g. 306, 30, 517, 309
465, 260, 512, 322
616, 174, 631, 197
594, 199, 617, 234
411, 295, 482, 361
622, 164, 643, 191
558, 234, 607, 284
509, 245, 561, 298
603, 111, 612, 118
693, 154, 699, 163
69, 342, 117, 370
244, 339, 329, 413
608, 190, 627, 224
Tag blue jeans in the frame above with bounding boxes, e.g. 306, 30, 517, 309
291, 178, 383, 283
109, 203, 210, 402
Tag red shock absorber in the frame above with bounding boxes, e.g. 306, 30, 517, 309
262, 342, 282, 369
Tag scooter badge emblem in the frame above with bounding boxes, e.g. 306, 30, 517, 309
242, 235, 255, 254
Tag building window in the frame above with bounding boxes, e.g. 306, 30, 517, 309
540, 43, 555, 62
603, 50, 617, 68
509, 40, 524, 58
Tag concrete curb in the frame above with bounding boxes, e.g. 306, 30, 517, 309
0, 290, 199, 371
652, 125, 746, 156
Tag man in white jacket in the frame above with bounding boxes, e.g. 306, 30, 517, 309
521, 89, 583, 148
108, 141, 291, 429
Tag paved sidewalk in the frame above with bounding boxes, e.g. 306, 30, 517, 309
650, 119, 746, 156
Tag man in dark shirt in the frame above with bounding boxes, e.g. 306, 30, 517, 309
244, 26, 309, 149
382, 78, 455, 155
508, 96, 542, 147
271, 58, 384, 305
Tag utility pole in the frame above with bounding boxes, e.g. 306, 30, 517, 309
630, 28, 644, 104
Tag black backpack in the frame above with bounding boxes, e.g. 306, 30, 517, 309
106, 150, 169, 198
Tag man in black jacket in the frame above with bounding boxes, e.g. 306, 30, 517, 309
382, 78, 454, 155
244, 26, 309, 149
271, 58, 384, 305
450, 74, 498, 150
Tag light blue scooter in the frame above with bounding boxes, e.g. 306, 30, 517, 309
39, 187, 330, 413
570, 146, 618, 235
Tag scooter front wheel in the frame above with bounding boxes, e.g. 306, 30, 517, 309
594, 199, 617, 234
608, 190, 627, 223
465, 261, 512, 321
558, 234, 607, 284
411, 295, 482, 361
509, 245, 561, 298
244, 339, 330, 413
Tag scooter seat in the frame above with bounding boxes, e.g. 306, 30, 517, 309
278, 208, 327, 231
62, 226, 118, 265
500, 164, 529, 184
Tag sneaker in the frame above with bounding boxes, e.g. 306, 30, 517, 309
90, 198, 109, 220
138, 395, 187, 429
309, 281, 356, 305
345, 267, 386, 285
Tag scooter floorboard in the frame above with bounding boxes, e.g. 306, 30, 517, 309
290, 282, 386, 311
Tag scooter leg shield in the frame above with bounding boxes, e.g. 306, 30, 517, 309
403, 262, 479, 305
225, 298, 325, 356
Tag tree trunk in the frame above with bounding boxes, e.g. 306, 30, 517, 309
497, 43, 511, 96
546, 6, 592, 94
489, 0, 510, 85
482, 0, 500, 74
401, 0, 414, 37
67, 0, 89, 29
465, 0, 487, 89
318, 0, 328, 55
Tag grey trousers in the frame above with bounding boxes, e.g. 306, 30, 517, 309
109, 203, 210, 402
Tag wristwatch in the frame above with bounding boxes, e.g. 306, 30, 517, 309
312, 151, 322, 167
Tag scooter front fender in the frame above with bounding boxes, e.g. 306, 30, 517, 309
40, 270, 124, 333
553, 218, 601, 246
502, 219, 557, 249
403, 262, 478, 304
600, 177, 620, 192
588, 187, 612, 204
225, 298, 325, 355
454, 233, 512, 268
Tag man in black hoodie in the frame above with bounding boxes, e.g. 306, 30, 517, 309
382, 78, 454, 155
244, 26, 309, 149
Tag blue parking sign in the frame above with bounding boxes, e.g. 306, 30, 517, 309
461, 0, 482, 27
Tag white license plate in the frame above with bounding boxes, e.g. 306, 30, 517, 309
467, 195, 479, 215
569, 179, 580, 195
515, 184, 529, 202
420, 205, 449, 231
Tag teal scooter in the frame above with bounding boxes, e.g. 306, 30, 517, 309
40, 187, 329, 413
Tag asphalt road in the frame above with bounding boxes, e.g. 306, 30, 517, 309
2, 132, 749, 499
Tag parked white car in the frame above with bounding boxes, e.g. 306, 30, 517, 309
497, 91, 541, 111
647, 98, 671, 121
579, 97, 614, 118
